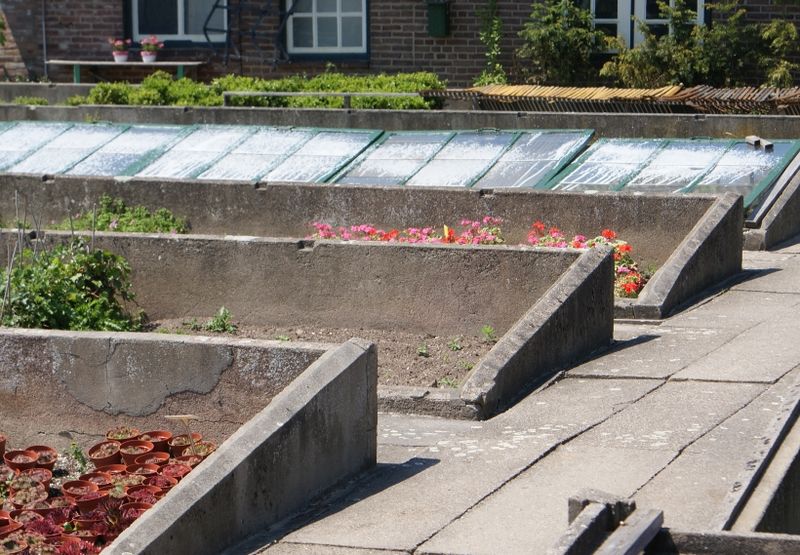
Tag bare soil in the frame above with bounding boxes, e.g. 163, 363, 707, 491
150, 319, 495, 389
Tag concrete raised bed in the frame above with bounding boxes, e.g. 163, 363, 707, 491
743, 157, 800, 250
2, 177, 741, 318
1, 231, 615, 418
0, 328, 377, 555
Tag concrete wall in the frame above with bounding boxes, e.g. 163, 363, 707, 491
2, 177, 714, 271
2, 103, 800, 139
744, 167, 800, 251
0, 328, 329, 451
461, 247, 614, 418
0, 231, 578, 337
631, 193, 743, 319
110, 338, 377, 555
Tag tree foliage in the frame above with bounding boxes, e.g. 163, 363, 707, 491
600, 0, 798, 87
517, 0, 612, 85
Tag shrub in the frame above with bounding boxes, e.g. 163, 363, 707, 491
87, 81, 134, 105
474, 0, 508, 86
517, 0, 611, 85
57, 195, 188, 234
601, 0, 798, 87
0, 238, 142, 331
12, 96, 48, 105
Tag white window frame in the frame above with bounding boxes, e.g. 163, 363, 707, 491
584, 0, 704, 48
633, 0, 705, 45
286, 0, 367, 55
131, 0, 228, 43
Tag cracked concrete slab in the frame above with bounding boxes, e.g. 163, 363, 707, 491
417, 445, 674, 555
635, 366, 800, 531
273, 378, 660, 553
673, 315, 800, 382
572, 381, 766, 451
569, 325, 738, 379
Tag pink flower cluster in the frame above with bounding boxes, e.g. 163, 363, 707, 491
108, 37, 132, 52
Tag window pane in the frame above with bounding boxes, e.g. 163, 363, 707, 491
293, 0, 312, 14
341, 16, 363, 47
595, 23, 617, 37
318, 17, 338, 47
138, 0, 178, 34
685, 0, 698, 12
292, 17, 313, 47
342, 0, 363, 13
595, 0, 617, 19
318, 0, 337, 12
648, 24, 669, 38
646, 0, 661, 19
185, 0, 220, 34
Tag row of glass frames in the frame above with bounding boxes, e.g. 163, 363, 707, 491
0, 121, 796, 212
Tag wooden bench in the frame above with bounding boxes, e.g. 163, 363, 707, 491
46, 59, 205, 84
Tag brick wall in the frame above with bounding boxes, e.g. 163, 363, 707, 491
0, 1, 797, 87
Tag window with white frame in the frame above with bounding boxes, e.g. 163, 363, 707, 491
578, 0, 704, 48
286, 0, 367, 55
131, 0, 227, 42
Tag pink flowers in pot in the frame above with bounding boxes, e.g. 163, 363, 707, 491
139, 35, 164, 52
108, 38, 132, 52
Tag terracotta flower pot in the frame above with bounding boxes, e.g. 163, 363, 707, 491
61, 480, 98, 500
47, 496, 76, 510
3, 450, 38, 471
119, 440, 154, 466
168, 433, 202, 457
138, 430, 172, 453
25, 445, 58, 470
93, 463, 127, 476
76, 490, 109, 514
21, 467, 52, 490
126, 463, 159, 477
79, 471, 113, 490
133, 451, 169, 466
126, 485, 162, 504
175, 454, 203, 468
0, 464, 18, 483
9, 509, 43, 524
158, 462, 191, 481
9, 485, 47, 509
144, 474, 177, 491
88, 440, 121, 467
106, 427, 141, 442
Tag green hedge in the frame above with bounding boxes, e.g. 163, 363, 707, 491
75, 70, 446, 110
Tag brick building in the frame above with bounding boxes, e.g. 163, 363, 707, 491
0, 1, 797, 87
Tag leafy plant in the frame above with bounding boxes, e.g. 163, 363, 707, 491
527, 222, 651, 298
474, 0, 507, 86
68, 442, 89, 474
437, 376, 459, 388
417, 343, 430, 358
600, 0, 798, 87
447, 337, 463, 351
203, 306, 237, 333
13, 96, 48, 105
517, 0, 611, 85
1, 238, 142, 331
458, 360, 475, 371
275, 334, 290, 341
480, 325, 497, 343
57, 195, 188, 233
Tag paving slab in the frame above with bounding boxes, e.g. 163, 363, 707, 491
275, 378, 660, 553
732, 254, 800, 293
673, 315, 800, 383
569, 325, 738, 379
573, 381, 766, 451
259, 544, 408, 555
666, 290, 800, 329
634, 365, 800, 532
417, 445, 674, 555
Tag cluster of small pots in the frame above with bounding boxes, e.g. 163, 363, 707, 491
0, 427, 216, 554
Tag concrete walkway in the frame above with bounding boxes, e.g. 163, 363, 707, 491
240, 238, 800, 555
